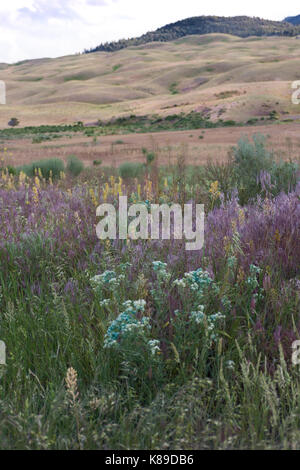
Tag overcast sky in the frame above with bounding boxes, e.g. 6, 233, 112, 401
0, 0, 299, 63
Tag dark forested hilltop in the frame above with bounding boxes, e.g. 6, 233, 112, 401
284, 15, 300, 25
85, 15, 300, 53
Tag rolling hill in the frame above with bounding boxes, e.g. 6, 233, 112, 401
1, 34, 300, 127
85, 15, 300, 53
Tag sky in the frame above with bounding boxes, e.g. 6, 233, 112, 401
0, 0, 299, 63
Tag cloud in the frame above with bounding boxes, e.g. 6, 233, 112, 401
0, 1, 300, 63
17, 0, 80, 21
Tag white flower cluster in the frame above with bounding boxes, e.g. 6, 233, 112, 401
190, 307, 225, 342
99, 299, 111, 308
148, 340, 161, 356
152, 261, 171, 281
90, 270, 125, 293
246, 264, 262, 291
225, 360, 235, 371
103, 299, 149, 349
173, 268, 213, 293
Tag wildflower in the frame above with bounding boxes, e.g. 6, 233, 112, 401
89, 188, 98, 207
209, 180, 221, 199
274, 229, 281, 243
225, 360, 235, 371
227, 256, 237, 270
152, 261, 168, 272
103, 299, 149, 349
173, 279, 187, 288
65, 367, 79, 405
99, 299, 111, 308
148, 340, 161, 356
238, 208, 245, 226
32, 185, 39, 204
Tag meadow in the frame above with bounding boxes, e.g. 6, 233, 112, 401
0, 134, 299, 449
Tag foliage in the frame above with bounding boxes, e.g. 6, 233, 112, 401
232, 135, 299, 204
119, 162, 145, 179
8, 118, 19, 127
18, 158, 65, 180
66, 155, 84, 177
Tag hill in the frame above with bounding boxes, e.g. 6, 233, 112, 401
1, 34, 300, 127
284, 15, 300, 25
85, 15, 300, 53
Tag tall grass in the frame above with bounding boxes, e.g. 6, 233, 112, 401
0, 137, 299, 449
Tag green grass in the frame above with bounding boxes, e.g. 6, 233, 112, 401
169, 82, 179, 95
0, 148, 299, 449
0, 239, 299, 449
63, 74, 92, 82
112, 64, 122, 72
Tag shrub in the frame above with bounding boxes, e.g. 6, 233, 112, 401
232, 135, 274, 204
18, 158, 65, 180
119, 162, 145, 179
66, 155, 84, 177
0, 165, 16, 175
8, 117, 19, 127
232, 135, 299, 203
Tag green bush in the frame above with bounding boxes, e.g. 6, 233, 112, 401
0, 165, 16, 175
271, 159, 299, 195
18, 158, 65, 180
119, 162, 145, 179
232, 135, 299, 204
66, 155, 84, 177
232, 135, 274, 204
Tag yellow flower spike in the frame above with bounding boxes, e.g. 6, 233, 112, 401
231, 220, 237, 233
145, 179, 153, 201
89, 188, 98, 207
19, 171, 27, 184
274, 229, 281, 243
109, 175, 115, 190
223, 236, 231, 255
237, 267, 245, 283
34, 176, 40, 189
238, 209, 245, 226
137, 183, 141, 200
32, 185, 39, 204
209, 180, 221, 199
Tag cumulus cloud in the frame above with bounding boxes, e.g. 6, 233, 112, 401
0, 0, 299, 63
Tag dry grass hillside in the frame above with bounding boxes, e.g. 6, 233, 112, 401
1, 34, 300, 127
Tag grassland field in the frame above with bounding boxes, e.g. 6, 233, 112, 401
0, 32, 299, 451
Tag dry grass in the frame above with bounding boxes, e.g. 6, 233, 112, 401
1, 34, 300, 127
4, 122, 300, 168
